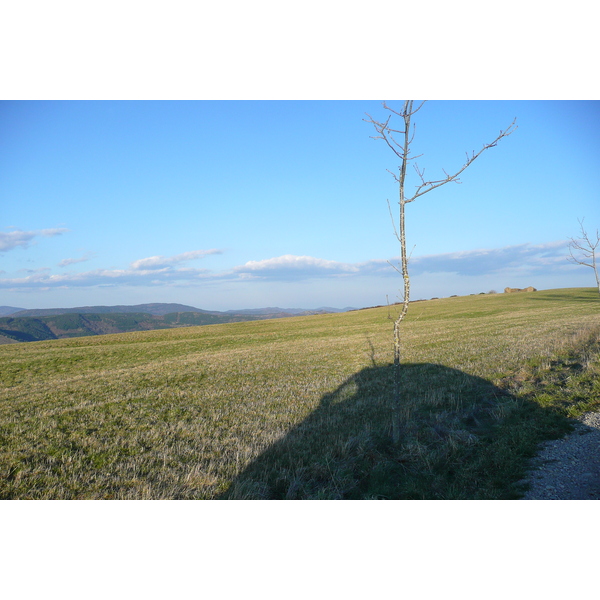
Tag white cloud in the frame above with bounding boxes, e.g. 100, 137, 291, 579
58, 252, 95, 267
230, 243, 572, 284
0, 241, 575, 294
234, 254, 359, 280
0, 249, 222, 290
0, 228, 69, 252
131, 249, 222, 270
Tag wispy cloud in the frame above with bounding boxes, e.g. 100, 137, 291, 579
0, 228, 69, 252
17, 267, 52, 275
130, 250, 222, 270
58, 252, 95, 267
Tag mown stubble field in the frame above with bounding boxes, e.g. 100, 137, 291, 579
1, 288, 599, 499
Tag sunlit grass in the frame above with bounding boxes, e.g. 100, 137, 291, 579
1, 288, 599, 499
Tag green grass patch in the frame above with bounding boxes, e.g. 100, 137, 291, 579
1, 288, 599, 499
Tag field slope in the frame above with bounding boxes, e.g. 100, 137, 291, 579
1, 288, 599, 499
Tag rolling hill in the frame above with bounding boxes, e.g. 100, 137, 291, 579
11, 303, 208, 317
1, 287, 599, 499
0, 306, 25, 317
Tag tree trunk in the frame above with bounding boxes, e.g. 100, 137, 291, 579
364, 101, 516, 444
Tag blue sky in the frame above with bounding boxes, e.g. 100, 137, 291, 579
1, 100, 599, 310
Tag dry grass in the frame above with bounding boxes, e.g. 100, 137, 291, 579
1, 288, 599, 499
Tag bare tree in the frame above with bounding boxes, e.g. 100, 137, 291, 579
568, 218, 600, 296
364, 101, 517, 443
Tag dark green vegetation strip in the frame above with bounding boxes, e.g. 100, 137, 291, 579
1, 288, 599, 499
0, 318, 56, 342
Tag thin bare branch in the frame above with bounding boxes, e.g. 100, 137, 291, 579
567, 217, 600, 296
410, 101, 426, 115
381, 101, 406, 118
383, 100, 425, 118
406, 118, 518, 202
568, 246, 593, 268
408, 121, 419, 146
386, 198, 400, 241
386, 169, 399, 183
386, 260, 403, 275
407, 244, 416, 261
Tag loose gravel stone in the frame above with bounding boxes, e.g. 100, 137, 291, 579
521, 410, 600, 500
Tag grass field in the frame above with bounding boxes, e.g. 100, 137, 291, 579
1, 288, 599, 499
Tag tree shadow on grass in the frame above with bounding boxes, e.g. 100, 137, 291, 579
219, 362, 571, 499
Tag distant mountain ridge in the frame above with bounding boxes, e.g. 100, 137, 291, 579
10, 303, 356, 319
11, 303, 208, 318
0, 306, 26, 317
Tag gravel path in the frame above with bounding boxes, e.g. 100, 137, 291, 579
521, 411, 600, 500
